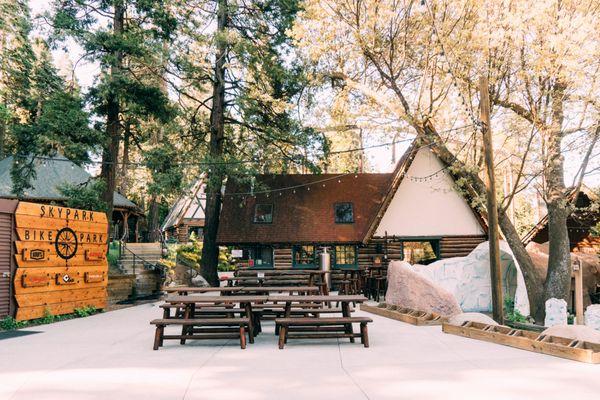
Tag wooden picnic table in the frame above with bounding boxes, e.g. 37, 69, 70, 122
267, 295, 366, 318
239, 286, 319, 293
163, 286, 242, 295
166, 295, 269, 342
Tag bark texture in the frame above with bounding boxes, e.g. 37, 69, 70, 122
200, 0, 228, 287
100, 4, 124, 230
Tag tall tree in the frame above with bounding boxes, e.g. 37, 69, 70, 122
170, 0, 326, 285
50, 0, 177, 226
292, 0, 600, 321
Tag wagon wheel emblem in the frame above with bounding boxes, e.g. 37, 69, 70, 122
55, 227, 78, 260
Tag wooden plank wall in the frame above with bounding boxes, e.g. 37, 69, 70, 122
13, 202, 109, 321
0, 203, 16, 318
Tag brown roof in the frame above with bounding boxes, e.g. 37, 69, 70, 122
217, 173, 392, 245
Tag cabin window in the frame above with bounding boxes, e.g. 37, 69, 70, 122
401, 240, 439, 264
334, 245, 357, 269
241, 245, 274, 269
293, 245, 317, 268
334, 202, 354, 224
253, 204, 273, 223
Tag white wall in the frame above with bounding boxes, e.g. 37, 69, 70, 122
375, 148, 485, 237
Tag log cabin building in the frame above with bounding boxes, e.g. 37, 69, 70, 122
217, 142, 489, 269
162, 178, 206, 243
522, 187, 600, 254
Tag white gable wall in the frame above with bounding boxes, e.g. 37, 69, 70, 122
374, 147, 485, 237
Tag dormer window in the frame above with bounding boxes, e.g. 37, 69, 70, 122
253, 203, 273, 223
334, 202, 354, 223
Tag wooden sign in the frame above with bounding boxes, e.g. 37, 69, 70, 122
55, 272, 78, 285
84, 271, 105, 283
85, 249, 106, 261
22, 273, 50, 288
13, 202, 109, 320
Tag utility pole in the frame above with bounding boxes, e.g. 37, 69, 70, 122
479, 76, 504, 324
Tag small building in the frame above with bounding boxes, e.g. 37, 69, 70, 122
0, 155, 143, 242
161, 178, 206, 242
522, 187, 600, 254
216, 142, 488, 269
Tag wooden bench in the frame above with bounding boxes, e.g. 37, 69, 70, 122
275, 317, 372, 349
160, 304, 248, 318
272, 308, 351, 334
150, 318, 250, 350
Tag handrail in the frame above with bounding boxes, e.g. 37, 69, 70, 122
121, 243, 168, 277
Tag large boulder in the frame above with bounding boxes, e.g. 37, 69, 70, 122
544, 298, 568, 327
414, 241, 530, 315
527, 242, 600, 309
385, 260, 462, 317
448, 312, 499, 326
585, 304, 600, 331
541, 324, 600, 344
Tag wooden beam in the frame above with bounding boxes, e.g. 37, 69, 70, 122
480, 76, 504, 324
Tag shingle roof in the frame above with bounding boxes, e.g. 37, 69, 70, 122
216, 173, 392, 244
162, 177, 206, 230
0, 155, 139, 210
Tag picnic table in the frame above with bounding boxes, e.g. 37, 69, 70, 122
162, 286, 243, 295
166, 295, 269, 342
163, 286, 319, 295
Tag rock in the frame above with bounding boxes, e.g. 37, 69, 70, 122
585, 304, 600, 331
190, 274, 210, 287
385, 260, 462, 317
541, 325, 600, 344
527, 242, 600, 309
414, 241, 530, 316
448, 312, 499, 326
544, 298, 568, 327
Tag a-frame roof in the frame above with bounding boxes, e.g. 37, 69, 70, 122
161, 177, 206, 231
362, 137, 488, 242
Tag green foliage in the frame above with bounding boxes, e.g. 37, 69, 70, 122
176, 235, 234, 272
504, 297, 528, 323
0, 306, 101, 332
74, 306, 98, 318
0, 317, 26, 331
58, 179, 108, 212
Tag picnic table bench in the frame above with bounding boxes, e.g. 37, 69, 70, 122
268, 295, 369, 348
150, 318, 250, 350
276, 317, 372, 349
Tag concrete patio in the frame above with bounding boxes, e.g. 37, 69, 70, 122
1, 302, 599, 400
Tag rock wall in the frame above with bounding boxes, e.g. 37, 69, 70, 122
414, 241, 530, 315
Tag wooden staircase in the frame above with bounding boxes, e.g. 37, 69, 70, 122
120, 243, 163, 274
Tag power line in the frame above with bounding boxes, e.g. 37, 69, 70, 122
11, 123, 475, 170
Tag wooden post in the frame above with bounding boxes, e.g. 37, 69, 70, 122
480, 76, 504, 324
573, 260, 584, 324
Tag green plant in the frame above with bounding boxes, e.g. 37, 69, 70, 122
504, 297, 528, 323
74, 306, 98, 318
39, 309, 55, 324
0, 317, 26, 331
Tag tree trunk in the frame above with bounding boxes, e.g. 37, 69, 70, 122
147, 195, 161, 242
119, 122, 130, 194
100, 3, 125, 233
420, 121, 545, 321
542, 83, 571, 307
200, 0, 228, 287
